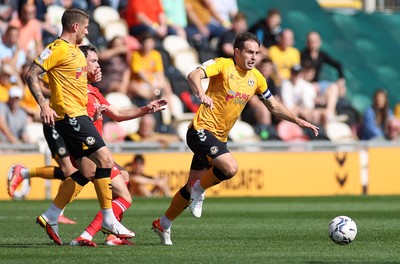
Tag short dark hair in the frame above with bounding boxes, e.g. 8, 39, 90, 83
267, 8, 281, 18
61, 8, 89, 29
138, 32, 155, 43
233, 12, 246, 22
259, 57, 273, 65
79, 44, 97, 58
234, 32, 260, 51
133, 154, 145, 164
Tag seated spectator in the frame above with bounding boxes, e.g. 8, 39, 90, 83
0, 1, 14, 34
125, 114, 181, 147
124, 0, 177, 40
0, 86, 30, 144
360, 89, 400, 141
249, 8, 282, 57
281, 64, 318, 125
126, 154, 171, 197
184, 0, 228, 43
212, 0, 238, 26
217, 12, 247, 58
268, 28, 300, 85
301, 60, 342, 125
128, 33, 175, 122
241, 57, 281, 140
0, 25, 27, 73
161, 0, 187, 39
9, 2, 44, 61
19, 63, 41, 121
301, 31, 344, 120
97, 36, 131, 95
0, 63, 24, 103
0, 64, 14, 103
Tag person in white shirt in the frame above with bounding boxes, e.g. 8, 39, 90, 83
281, 64, 316, 122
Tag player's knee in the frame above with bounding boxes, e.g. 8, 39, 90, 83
119, 191, 132, 204
102, 156, 114, 168
213, 166, 236, 181
220, 163, 238, 179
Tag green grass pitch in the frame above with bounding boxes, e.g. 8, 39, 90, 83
1, 196, 400, 263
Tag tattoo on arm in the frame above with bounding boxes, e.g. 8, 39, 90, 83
25, 64, 46, 107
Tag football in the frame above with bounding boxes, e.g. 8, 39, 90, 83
328, 216, 357, 245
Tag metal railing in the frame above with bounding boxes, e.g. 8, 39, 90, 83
2, 140, 400, 155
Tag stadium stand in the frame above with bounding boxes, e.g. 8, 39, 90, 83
238, 0, 400, 112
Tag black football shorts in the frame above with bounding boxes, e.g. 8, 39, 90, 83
186, 126, 229, 170
43, 125, 69, 159
55, 115, 106, 159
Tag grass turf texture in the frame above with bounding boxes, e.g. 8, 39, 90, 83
1, 196, 400, 263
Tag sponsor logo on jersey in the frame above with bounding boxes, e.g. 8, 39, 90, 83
225, 89, 250, 105
40, 48, 52, 60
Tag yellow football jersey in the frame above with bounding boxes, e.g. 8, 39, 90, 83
35, 38, 88, 120
192, 58, 271, 142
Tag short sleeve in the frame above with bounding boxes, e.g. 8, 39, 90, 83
130, 51, 141, 74
201, 58, 224, 78
35, 44, 66, 71
254, 70, 271, 101
154, 51, 164, 72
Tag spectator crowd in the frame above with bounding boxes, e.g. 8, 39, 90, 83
1, 0, 399, 145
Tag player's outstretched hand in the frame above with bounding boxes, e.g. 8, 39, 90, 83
297, 119, 319, 138
147, 99, 167, 113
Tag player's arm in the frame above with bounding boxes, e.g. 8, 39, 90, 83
263, 95, 319, 137
25, 63, 58, 126
104, 99, 167, 122
187, 67, 214, 109
0, 113, 20, 143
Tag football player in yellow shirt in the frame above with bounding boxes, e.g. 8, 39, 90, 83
24, 8, 134, 245
152, 32, 319, 245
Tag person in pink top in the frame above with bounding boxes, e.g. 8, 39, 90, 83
9, 2, 43, 61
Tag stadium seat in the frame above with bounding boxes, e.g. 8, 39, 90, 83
103, 19, 129, 41
118, 119, 139, 135
46, 5, 65, 35
26, 122, 45, 144
229, 120, 259, 142
175, 120, 192, 142
276, 121, 309, 142
162, 93, 195, 127
92, 6, 120, 30
162, 35, 191, 58
326, 121, 355, 142
173, 48, 200, 78
105, 92, 133, 109
102, 122, 127, 143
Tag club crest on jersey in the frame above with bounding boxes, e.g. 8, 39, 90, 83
210, 146, 219, 155
248, 78, 255, 86
86, 137, 95, 145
